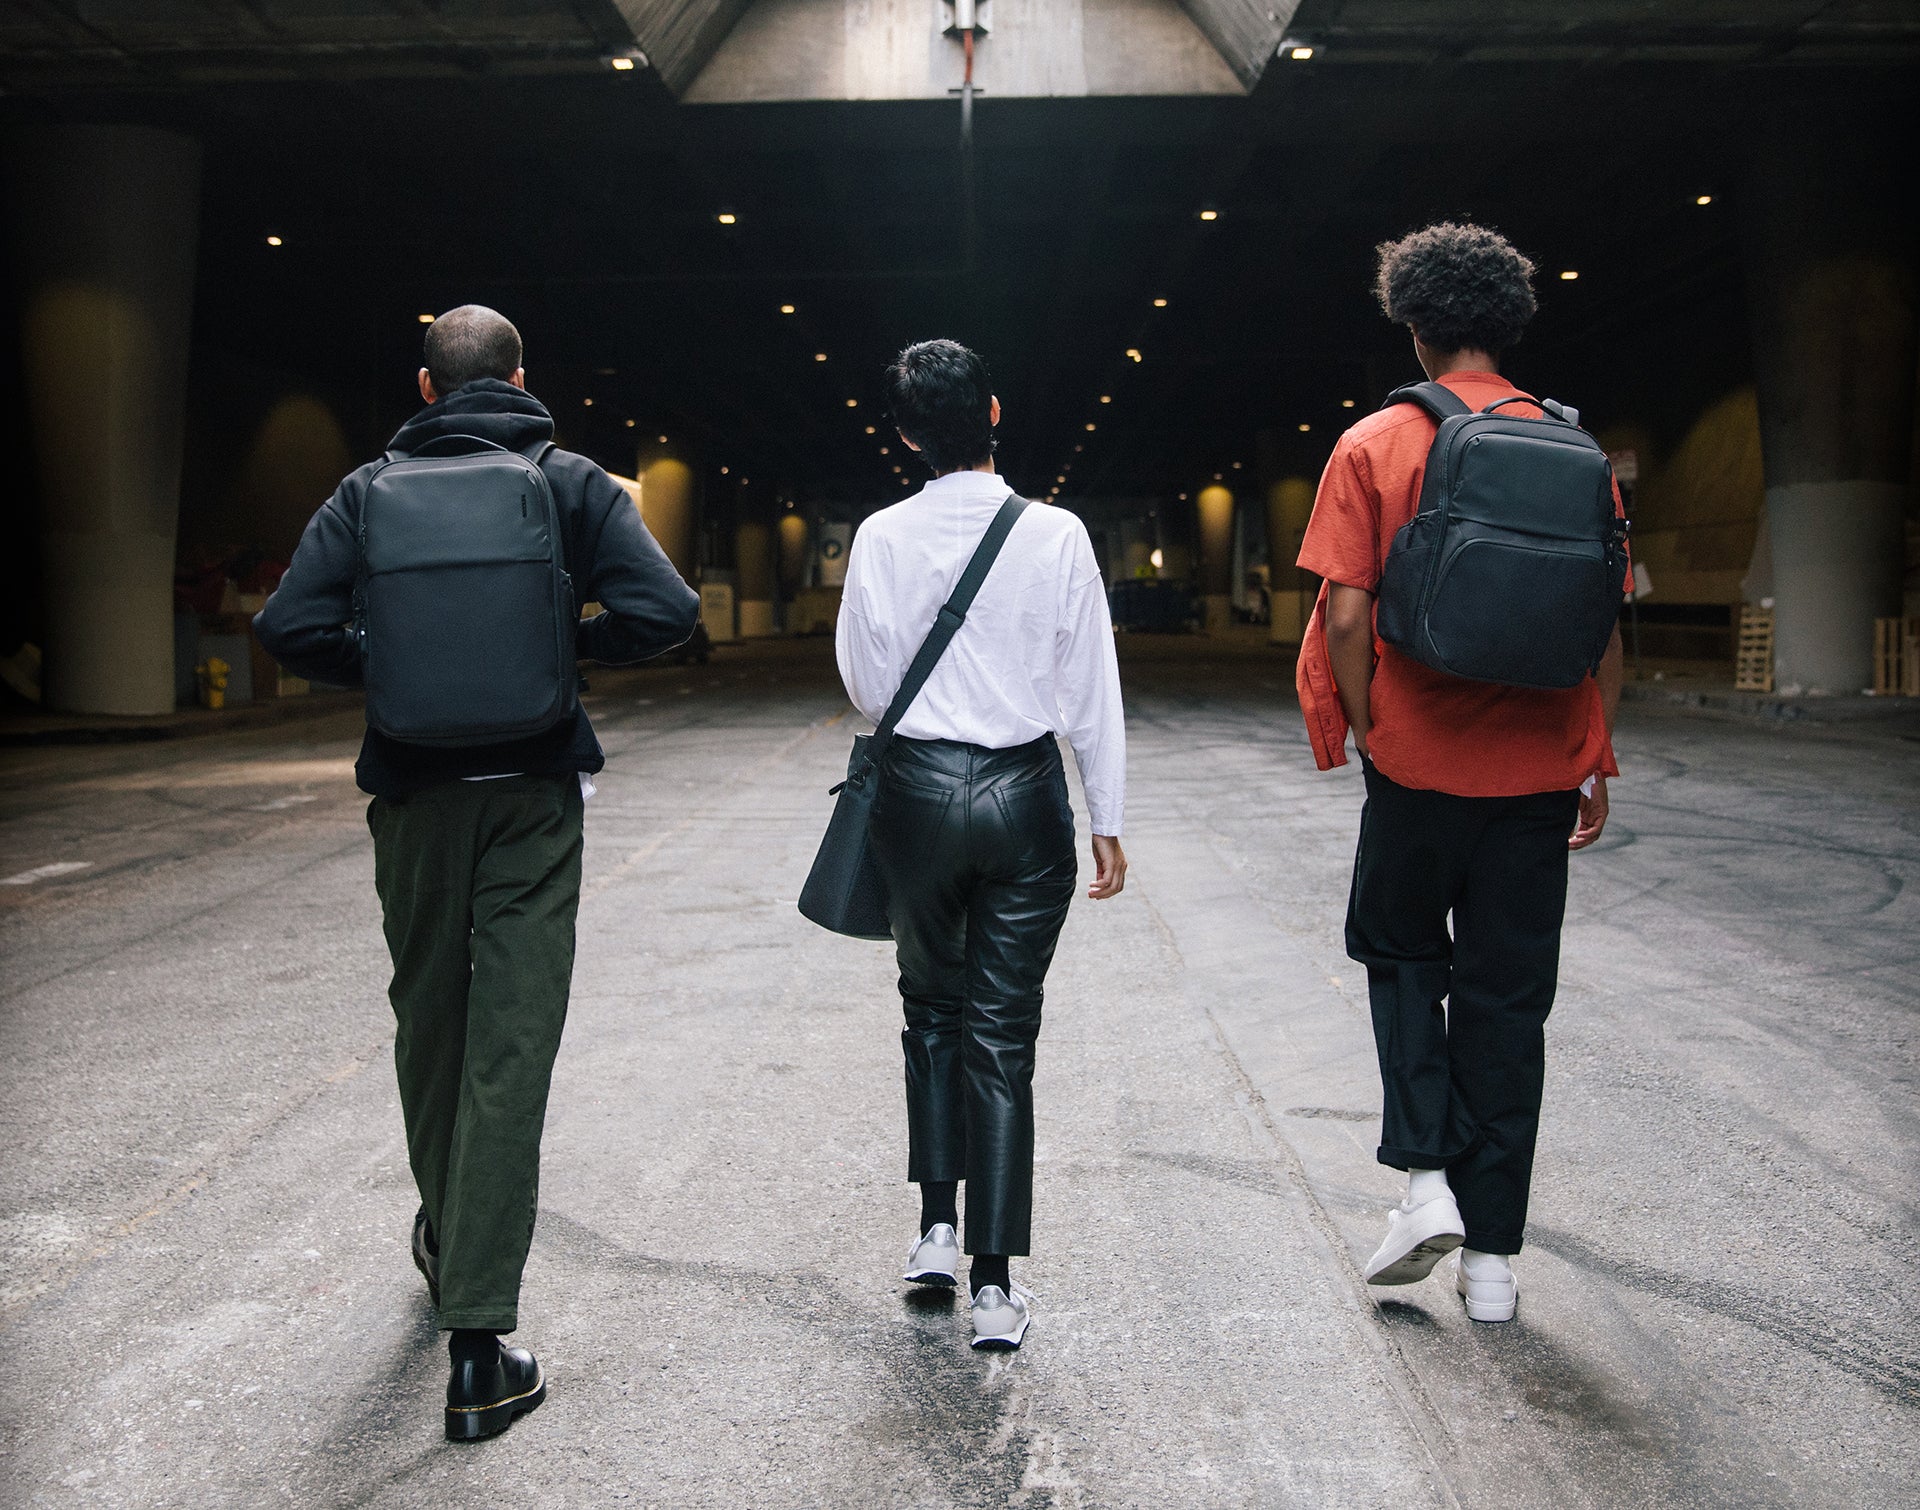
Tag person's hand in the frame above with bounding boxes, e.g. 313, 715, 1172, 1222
1569, 775, 1609, 851
1089, 835, 1127, 899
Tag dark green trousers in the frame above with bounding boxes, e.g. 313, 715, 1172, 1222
368, 773, 584, 1332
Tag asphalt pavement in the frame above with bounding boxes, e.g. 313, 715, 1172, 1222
1, 637, 1915, 1508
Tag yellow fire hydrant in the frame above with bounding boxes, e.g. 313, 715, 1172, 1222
196, 655, 230, 710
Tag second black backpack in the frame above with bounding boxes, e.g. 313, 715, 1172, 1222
1375, 382, 1629, 690
354, 434, 577, 746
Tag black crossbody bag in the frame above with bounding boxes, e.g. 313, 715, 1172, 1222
798, 493, 1029, 940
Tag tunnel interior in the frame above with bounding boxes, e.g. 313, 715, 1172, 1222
2, 3, 1916, 702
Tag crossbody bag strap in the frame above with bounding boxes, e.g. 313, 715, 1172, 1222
865, 492, 1029, 770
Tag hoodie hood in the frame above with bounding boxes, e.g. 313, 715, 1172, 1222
387, 377, 556, 457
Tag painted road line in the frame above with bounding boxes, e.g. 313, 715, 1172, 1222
1, 861, 94, 886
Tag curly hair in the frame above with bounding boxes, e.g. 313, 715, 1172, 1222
884, 338, 996, 477
1374, 222, 1537, 354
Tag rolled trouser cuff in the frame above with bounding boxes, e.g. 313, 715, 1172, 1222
1377, 1138, 1477, 1172
1462, 1228, 1523, 1257
438, 1309, 518, 1332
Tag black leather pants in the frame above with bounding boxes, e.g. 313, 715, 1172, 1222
870, 734, 1078, 1257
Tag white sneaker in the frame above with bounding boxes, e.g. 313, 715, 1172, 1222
1363, 1193, 1466, 1285
969, 1283, 1032, 1350
903, 1223, 959, 1287
1455, 1251, 1518, 1322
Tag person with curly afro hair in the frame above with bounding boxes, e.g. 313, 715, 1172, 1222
1294, 221, 1625, 1330
1374, 220, 1538, 361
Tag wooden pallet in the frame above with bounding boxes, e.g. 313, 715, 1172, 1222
1735, 605, 1774, 693
1873, 616, 1920, 697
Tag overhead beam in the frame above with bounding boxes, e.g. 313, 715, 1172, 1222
1178, 0, 1305, 89
607, 0, 755, 97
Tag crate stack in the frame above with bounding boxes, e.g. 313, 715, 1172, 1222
1873, 617, 1920, 697
1735, 606, 1775, 693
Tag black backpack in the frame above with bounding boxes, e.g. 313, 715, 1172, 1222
1375, 382, 1629, 690
354, 434, 577, 746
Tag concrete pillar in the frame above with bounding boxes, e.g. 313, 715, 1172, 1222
777, 511, 810, 596
638, 454, 697, 587
6, 126, 201, 714
1196, 484, 1234, 632
1741, 98, 1917, 694
1266, 477, 1315, 643
735, 517, 776, 636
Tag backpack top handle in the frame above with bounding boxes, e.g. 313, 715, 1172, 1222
383, 433, 555, 464
1480, 394, 1581, 427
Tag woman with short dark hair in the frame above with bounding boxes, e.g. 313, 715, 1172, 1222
837, 339, 1128, 1351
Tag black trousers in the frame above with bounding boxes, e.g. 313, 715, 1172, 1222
1344, 761, 1579, 1255
869, 734, 1078, 1258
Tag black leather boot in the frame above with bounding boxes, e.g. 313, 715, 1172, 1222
411, 1206, 440, 1307
445, 1340, 546, 1442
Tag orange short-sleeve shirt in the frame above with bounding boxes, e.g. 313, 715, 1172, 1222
1296, 369, 1621, 797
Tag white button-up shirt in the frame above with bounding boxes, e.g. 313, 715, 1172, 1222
835, 469, 1126, 835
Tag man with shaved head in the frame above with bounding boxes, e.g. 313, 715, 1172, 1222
257, 304, 698, 1439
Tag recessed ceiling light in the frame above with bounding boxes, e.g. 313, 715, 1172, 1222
1232, 461, 1243, 469
608, 54, 640, 71
779, 303, 795, 314
814, 352, 827, 362
1125, 348, 1142, 363
1099, 395, 1112, 404
740, 477, 749, 485
1695, 194, 1713, 206
657, 434, 668, 444
1559, 270, 1579, 281
892, 465, 902, 473
845, 398, 858, 408
880, 446, 889, 455
1085, 423, 1097, 432
864, 425, 876, 434
1341, 399, 1355, 408
1298, 423, 1310, 432
1152, 297, 1168, 308
1288, 45, 1314, 61
1074, 444, 1083, 452
1198, 209, 1218, 222
1177, 493, 1187, 501
719, 466, 729, 475
1056, 475, 1066, 484
583, 398, 593, 407
625, 419, 636, 428
716, 212, 737, 225
1213, 472, 1223, 481
265, 235, 283, 247
417, 313, 434, 324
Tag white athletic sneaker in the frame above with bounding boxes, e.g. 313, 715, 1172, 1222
1363, 1192, 1466, 1285
969, 1283, 1032, 1350
1455, 1250, 1518, 1322
903, 1223, 960, 1287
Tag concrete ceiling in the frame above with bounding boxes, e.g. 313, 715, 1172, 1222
4, 0, 1912, 96
1283, 0, 1920, 66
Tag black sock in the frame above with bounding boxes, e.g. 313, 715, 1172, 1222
970, 1255, 1010, 1297
449, 1328, 498, 1366
919, 1180, 958, 1235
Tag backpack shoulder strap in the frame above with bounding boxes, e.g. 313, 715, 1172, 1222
866, 493, 1029, 768
1382, 381, 1472, 422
